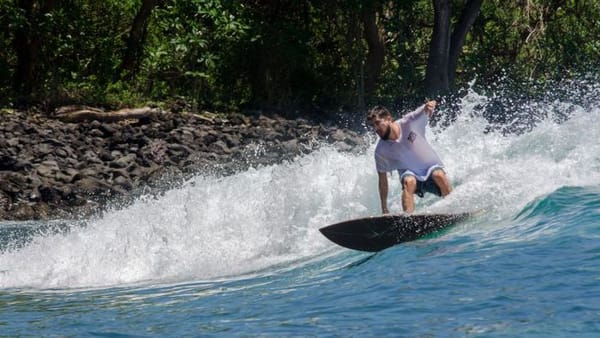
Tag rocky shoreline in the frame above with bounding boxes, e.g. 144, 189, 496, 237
0, 108, 367, 221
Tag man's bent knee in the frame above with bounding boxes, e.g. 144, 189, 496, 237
431, 169, 446, 180
402, 175, 417, 192
431, 169, 452, 196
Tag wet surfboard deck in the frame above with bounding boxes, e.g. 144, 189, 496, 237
319, 211, 477, 252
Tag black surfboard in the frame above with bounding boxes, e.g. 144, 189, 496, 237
319, 212, 475, 252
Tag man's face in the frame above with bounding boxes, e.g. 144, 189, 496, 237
371, 116, 392, 140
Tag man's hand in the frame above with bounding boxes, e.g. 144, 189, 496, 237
382, 207, 389, 215
424, 100, 437, 116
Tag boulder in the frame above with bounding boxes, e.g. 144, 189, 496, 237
0, 172, 28, 194
110, 154, 137, 169
36, 160, 61, 178
74, 176, 112, 196
12, 203, 35, 221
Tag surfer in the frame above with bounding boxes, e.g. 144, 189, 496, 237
367, 101, 452, 214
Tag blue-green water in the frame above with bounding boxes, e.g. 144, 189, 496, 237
1, 88, 600, 336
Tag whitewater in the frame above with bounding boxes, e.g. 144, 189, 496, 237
1, 81, 599, 336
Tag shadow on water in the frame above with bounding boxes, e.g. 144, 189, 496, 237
343, 253, 377, 269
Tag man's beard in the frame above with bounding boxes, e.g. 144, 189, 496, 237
381, 125, 391, 140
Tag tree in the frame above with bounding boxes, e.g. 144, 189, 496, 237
424, 0, 482, 95
361, 1, 385, 100
12, 0, 60, 101
118, 0, 162, 81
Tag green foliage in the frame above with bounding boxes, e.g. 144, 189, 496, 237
465, 0, 600, 83
0, 2, 15, 104
0, 0, 598, 111
141, 0, 252, 108
376, 1, 434, 102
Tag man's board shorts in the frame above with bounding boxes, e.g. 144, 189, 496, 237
399, 165, 445, 198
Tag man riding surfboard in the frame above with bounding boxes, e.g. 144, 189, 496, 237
367, 101, 452, 214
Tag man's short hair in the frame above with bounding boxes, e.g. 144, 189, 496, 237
367, 105, 392, 122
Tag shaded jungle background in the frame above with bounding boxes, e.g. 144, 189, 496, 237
1, 0, 599, 114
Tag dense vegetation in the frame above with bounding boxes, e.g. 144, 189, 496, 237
1, 0, 599, 113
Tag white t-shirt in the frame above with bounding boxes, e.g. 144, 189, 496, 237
374, 104, 443, 180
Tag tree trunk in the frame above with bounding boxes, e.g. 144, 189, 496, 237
425, 0, 452, 95
13, 1, 39, 97
425, 0, 482, 95
13, 0, 58, 100
54, 106, 162, 123
448, 0, 483, 85
361, 2, 385, 99
118, 0, 160, 80
13, 0, 36, 99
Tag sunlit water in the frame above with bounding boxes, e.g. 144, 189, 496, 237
1, 82, 599, 336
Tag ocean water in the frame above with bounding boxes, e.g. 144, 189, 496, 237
1, 84, 600, 336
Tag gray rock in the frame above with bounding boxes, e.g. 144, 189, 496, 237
55, 148, 69, 158
0, 172, 27, 194
13, 203, 35, 220
39, 185, 62, 203
0, 155, 31, 171
209, 140, 232, 154
280, 139, 299, 154
99, 124, 117, 136
56, 168, 80, 183
82, 150, 102, 164
74, 176, 112, 196
113, 176, 134, 190
110, 154, 137, 169
34, 143, 54, 155
7, 138, 20, 147
99, 150, 114, 161
89, 129, 104, 137
36, 160, 60, 178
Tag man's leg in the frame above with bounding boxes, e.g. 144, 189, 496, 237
431, 169, 452, 197
402, 175, 417, 213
